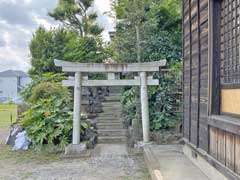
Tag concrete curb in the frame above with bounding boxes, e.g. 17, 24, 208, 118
143, 146, 163, 180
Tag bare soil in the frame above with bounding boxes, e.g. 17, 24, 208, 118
0, 143, 150, 180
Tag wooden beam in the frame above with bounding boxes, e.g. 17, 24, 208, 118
54, 59, 166, 72
208, 115, 240, 136
208, 0, 221, 115
63, 78, 159, 87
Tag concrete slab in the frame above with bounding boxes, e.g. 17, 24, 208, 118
144, 145, 210, 180
93, 144, 128, 157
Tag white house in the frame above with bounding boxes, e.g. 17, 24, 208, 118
0, 70, 31, 99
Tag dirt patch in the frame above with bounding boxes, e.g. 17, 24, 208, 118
0, 145, 150, 180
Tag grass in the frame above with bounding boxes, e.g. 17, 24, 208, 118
0, 104, 17, 128
0, 145, 61, 164
0, 104, 62, 164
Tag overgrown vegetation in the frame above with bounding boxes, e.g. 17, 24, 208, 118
23, 0, 104, 149
114, 0, 183, 131
121, 62, 182, 131
21, 73, 90, 149
20, 0, 183, 150
21, 74, 72, 148
111, 0, 182, 62
29, 0, 107, 76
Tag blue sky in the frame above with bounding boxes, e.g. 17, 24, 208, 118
0, 0, 114, 72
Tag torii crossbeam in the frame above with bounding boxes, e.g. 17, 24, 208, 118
54, 59, 166, 145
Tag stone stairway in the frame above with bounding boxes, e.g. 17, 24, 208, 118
96, 89, 127, 144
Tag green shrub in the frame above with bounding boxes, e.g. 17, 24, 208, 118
20, 81, 73, 148
121, 62, 182, 131
20, 73, 89, 149
21, 73, 66, 103
121, 88, 139, 127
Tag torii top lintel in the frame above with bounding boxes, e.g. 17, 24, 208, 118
54, 59, 167, 73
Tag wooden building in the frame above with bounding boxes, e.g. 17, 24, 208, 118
183, 0, 240, 179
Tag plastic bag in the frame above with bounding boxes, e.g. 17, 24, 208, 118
12, 131, 30, 151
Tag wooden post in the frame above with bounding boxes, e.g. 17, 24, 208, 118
140, 71, 150, 142
73, 72, 82, 144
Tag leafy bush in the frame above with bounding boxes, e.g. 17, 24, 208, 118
121, 88, 139, 127
21, 73, 66, 103
121, 62, 182, 131
20, 84, 73, 148
20, 73, 89, 149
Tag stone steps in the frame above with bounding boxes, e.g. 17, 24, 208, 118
98, 136, 127, 144
97, 119, 123, 123
104, 96, 121, 102
97, 113, 122, 119
101, 110, 121, 113
102, 106, 121, 110
97, 121, 122, 126
97, 124, 123, 129
98, 129, 127, 136
96, 88, 127, 144
102, 102, 121, 105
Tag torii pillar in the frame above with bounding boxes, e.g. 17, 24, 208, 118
140, 72, 150, 142
73, 72, 81, 144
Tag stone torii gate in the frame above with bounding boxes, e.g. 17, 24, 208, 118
54, 59, 166, 145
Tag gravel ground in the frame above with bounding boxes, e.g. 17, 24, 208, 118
0, 154, 150, 180
0, 144, 150, 180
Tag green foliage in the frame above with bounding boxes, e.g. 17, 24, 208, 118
30, 0, 108, 76
29, 26, 107, 76
111, 0, 182, 62
29, 27, 77, 75
21, 73, 66, 103
113, 0, 183, 131
148, 62, 182, 131
121, 62, 182, 131
49, 0, 103, 37
20, 77, 73, 148
20, 88, 73, 148
120, 88, 139, 127
63, 36, 105, 63
20, 73, 89, 149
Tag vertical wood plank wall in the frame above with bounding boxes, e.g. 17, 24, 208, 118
183, 0, 209, 151
183, 0, 240, 177
210, 127, 240, 175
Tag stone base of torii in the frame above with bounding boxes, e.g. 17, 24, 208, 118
54, 59, 166, 154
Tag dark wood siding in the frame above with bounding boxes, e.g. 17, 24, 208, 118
183, 0, 209, 151
210, 126, 240, 175
183, 0, 240, 178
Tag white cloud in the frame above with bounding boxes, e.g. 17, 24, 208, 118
0, 0, 114, 72
94, 0, 116, 42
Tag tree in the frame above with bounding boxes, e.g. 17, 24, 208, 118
29, 0, 109, 76
111, 0, 182, 62
29, 27, 77, 75
112, 0, 151, 62
112, 0, 183, 132
49, 0, 103, 37
64, 36, 107, 63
